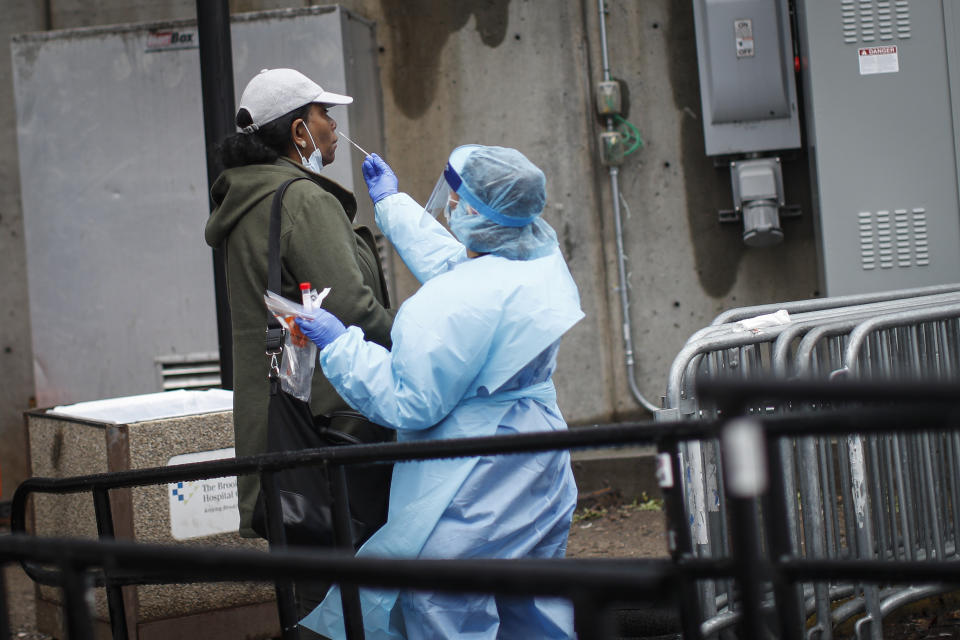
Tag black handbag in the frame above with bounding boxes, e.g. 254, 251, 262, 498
250, 178, 391, 548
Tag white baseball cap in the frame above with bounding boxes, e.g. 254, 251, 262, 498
236, 68, 353, 133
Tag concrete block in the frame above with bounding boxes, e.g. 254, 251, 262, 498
24, 391, 278, 639
571, 446, 661, 502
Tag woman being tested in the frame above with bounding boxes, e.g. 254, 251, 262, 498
297, 146, 584, 639
204, 68, 394, 632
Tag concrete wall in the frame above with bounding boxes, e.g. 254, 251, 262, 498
0, 1, 47, 500
0, 0, 820, 497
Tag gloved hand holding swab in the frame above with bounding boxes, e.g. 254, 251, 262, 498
361, 154, 399, 203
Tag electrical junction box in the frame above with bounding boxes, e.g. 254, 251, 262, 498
599, 131, 625, 166
11, 6, 386, 408
692, 0, 801, 155
730, 158, 786, 247
794, 0, 960, 295
596, 80, 622, 116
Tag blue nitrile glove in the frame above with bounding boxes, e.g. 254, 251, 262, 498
295, 309, 347, 350
362, 153, 398, 203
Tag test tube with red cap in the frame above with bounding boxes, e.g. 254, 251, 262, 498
300, 282, 313, 311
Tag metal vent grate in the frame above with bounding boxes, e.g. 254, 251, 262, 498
858, 207, 929, 270
858, 211, 876, 270
895, 0, 912, 39
913, 207, 929, 265
155, 352, 221, 391
841, 0, 910, 44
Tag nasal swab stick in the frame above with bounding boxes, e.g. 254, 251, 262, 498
338, 132, 370, 157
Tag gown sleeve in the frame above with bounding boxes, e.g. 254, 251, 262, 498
318, 270, 497, 430
374, 193, 468, 284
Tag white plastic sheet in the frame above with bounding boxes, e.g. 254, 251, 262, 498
48, 388, 233, 424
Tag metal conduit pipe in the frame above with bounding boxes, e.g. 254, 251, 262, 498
596, 0, 658, 413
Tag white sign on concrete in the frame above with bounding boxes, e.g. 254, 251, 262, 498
167, 448, 239, 540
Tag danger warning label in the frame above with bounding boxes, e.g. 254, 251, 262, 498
858, 45, 899, 75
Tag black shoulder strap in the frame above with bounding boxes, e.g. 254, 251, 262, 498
265, 178, 308, 354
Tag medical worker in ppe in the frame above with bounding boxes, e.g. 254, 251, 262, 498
296, 145, 583, 640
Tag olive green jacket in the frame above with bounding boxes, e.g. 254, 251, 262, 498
205, 157, 394, 535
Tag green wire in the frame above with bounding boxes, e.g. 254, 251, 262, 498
613, 114, 644, 156
615, 115, 643, 155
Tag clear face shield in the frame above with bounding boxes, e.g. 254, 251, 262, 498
423, 144, 483, 222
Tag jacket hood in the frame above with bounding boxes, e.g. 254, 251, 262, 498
205, 157, 357, 247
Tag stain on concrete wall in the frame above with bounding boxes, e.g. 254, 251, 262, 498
378, 1, 511, 118
666, 0, 743, 298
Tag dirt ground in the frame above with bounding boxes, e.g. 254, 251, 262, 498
566, 491, 669, 560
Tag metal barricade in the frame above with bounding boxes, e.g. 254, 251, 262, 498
10, 381, 960, 640
657, 284, 960, 639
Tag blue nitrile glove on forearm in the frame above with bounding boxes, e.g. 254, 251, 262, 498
362, 153, 398, 203
295, 310, 347, 350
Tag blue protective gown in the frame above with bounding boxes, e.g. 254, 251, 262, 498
300, 193, 584, 639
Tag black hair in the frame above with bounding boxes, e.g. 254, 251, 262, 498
215, 104, 312, 169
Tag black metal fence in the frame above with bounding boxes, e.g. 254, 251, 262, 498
7, 379, 960, 639
0, 533, 684, 640
11, 417, 704, 640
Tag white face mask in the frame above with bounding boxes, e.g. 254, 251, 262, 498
296, 123, 323, 173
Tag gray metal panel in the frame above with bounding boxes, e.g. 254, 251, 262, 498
795, 0, 960, 295
12, 6, 382, 407
339, 10, 395, 297
945, 1, 960, 208
701, 0, 791, 123
339, 9, 385, 231
692, 0, 801, 155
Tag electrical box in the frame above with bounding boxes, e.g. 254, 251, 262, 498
596, 80, 622, 116
12, 6, 385, 407
692, 0, 801, 155
794, 0, 960, 294
599, 131, 625, 166
730, 158, 786, 247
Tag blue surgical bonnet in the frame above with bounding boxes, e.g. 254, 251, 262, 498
448, 146, 559, 260
459, 146, 546, 225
